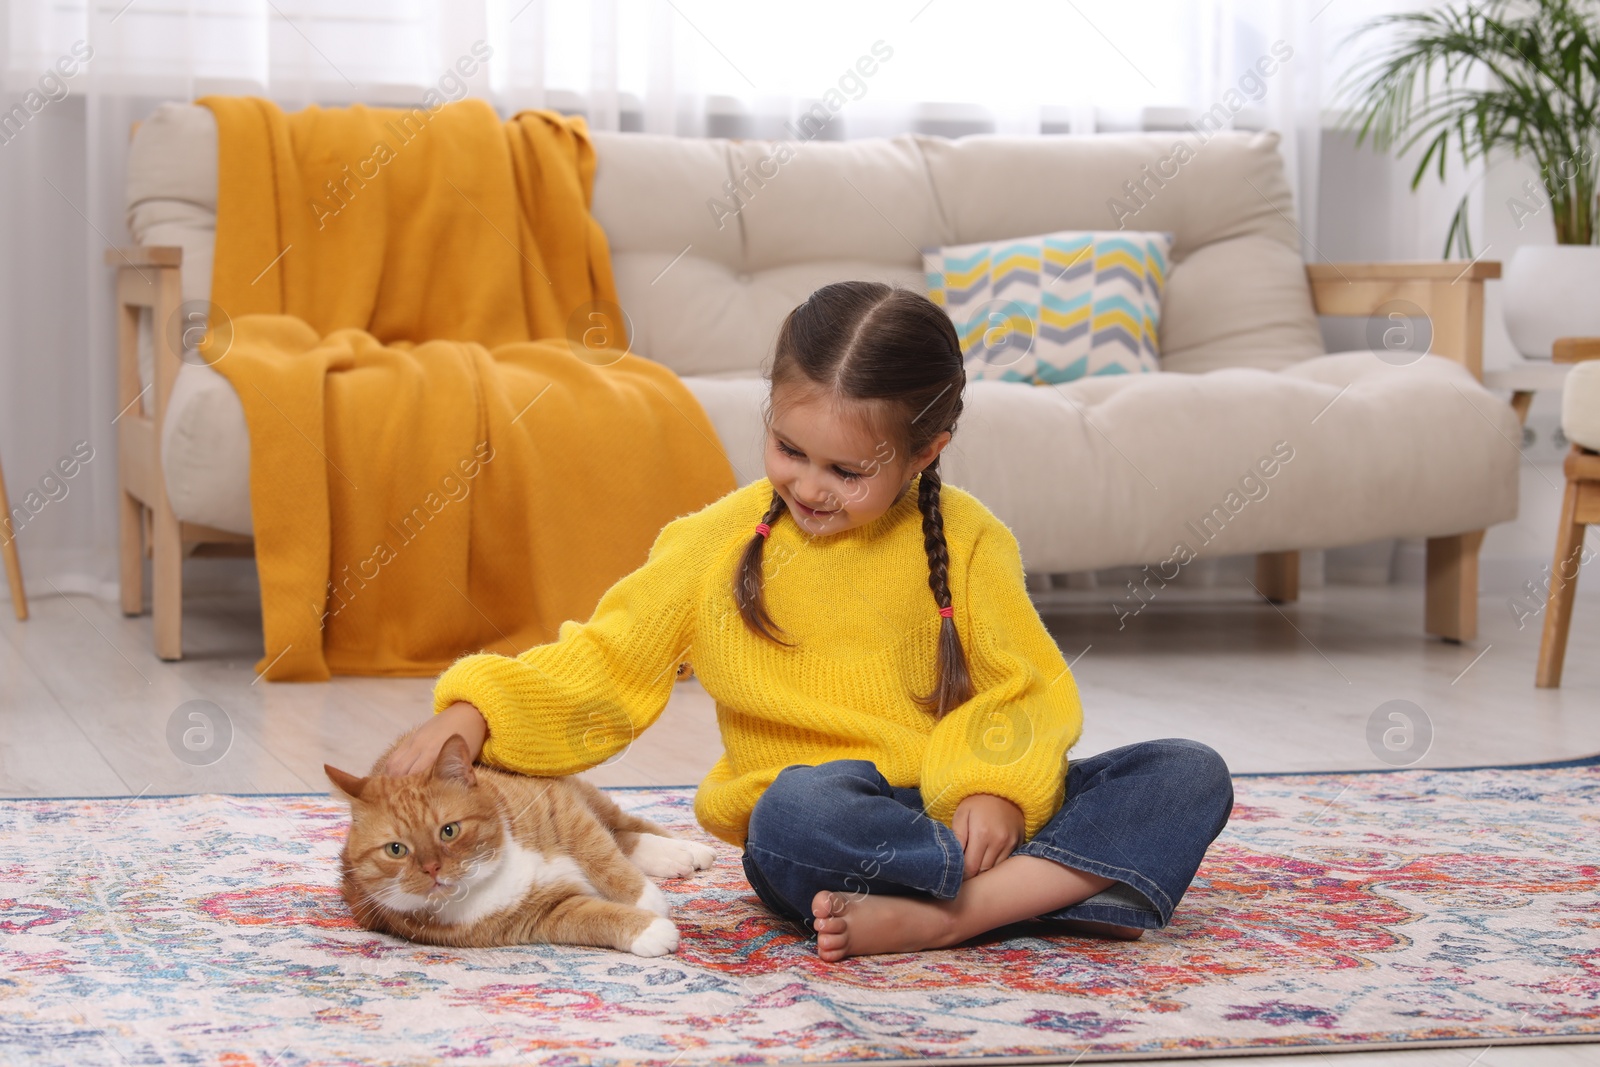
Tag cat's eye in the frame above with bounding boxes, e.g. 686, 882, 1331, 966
440, 822, 460, 841
384, 842, 408, 858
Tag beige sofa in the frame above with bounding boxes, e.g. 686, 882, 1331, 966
114, 103, 1518, 659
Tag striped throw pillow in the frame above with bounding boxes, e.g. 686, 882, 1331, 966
924, 230, 1172, 384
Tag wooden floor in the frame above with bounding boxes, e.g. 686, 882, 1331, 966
3, 580, 1596, 1066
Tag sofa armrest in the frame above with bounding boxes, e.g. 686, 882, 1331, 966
1307, 260, 1501, 381
104, 245, 183, 268
106, 246, 184, 506
1553, 338, 1600, 363
105, 244, 190, 653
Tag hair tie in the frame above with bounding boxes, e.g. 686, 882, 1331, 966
755, 522, 771, 538
938, 605, 954, 618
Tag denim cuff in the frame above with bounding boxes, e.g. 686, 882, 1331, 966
1012, 838, 1174, 926
1040, 899, 1164, 931
926, 818, 963, 900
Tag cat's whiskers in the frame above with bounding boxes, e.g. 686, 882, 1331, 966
345, 891, 383, 925
460, 844, 502, 879
373, 880, 409, 910
440, 847, 501, 904
353, 898, 388, 926
374, 874, 440, 917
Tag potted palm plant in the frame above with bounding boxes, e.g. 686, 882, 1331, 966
1342, 0, 1600, 358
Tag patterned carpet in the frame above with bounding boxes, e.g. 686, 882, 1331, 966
3, 760, 1598, 1065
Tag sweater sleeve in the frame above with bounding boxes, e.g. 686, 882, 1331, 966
919, 521, 1085, 840
431, 507, 718, 777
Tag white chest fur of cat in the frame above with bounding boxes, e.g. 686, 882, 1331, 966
324, 732, 715, 954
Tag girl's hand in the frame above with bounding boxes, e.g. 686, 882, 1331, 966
952, 793, 1025, 880
385, 702, 488, 777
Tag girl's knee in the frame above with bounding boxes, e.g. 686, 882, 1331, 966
748, 760, 883, 849
1148, 738, 1230, 779
766, 760, 883, 806
1145, 738, 1233, 811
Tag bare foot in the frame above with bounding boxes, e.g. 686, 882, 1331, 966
810, 890, 958, 961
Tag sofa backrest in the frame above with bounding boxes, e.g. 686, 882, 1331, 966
593, 129, 1324, 379
125, 104, 1324, 379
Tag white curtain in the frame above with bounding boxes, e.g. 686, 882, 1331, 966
0, 0, 1406, 600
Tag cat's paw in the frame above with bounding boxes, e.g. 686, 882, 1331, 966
635, 878, 671, 918
628, 916, 679, 957
631, 833, 717, 878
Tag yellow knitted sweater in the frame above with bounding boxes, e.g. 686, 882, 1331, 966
432, 475, 1085, 846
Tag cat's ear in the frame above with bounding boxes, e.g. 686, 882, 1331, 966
432, 735, 478, 788
325, 764, 369, 802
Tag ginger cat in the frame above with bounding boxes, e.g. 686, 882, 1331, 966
324, 733, 715, 956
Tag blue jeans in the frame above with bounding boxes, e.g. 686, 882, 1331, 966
741, 739, 1233, 932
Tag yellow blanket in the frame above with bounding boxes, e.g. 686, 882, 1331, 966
198, 97, 735, 681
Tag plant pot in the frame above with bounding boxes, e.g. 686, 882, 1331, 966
1502, 245, 1600, 359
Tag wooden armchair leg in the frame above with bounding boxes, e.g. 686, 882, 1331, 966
152, 497, 182, 660
1255, 551, 1300, 603
0, 455, 26, 621
109, 247, 186, 659
1537, 478, 1588, 688
1425, 531, 1484, 642
120, 493, 145, 616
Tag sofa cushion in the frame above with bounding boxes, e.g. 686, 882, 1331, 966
1159, 235, 1317, 374
670, 354, 1519, 573
727, 137, 947, 272
162, 361, 253, 534
162, 352, 1520, 564
925, 230, 1170, 383
608, 258, 924, 382
1563, 360, 1600, 452
589, 128, 1324, 380
591, 133, 948, 378
127, 103, 223, 391
917, 131, 1325, 376
588, 130, 743, 272
128, 101, 218, 216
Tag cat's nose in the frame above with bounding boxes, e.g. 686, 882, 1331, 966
422, 861, 441, 879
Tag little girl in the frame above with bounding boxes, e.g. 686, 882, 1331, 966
388, 281, 1233, 960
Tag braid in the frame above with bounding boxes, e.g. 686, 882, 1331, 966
919, 463, 953, 611
913, 460, 974, 717
733, 490, 794, 646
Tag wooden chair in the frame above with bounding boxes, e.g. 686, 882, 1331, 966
0, 448, 27, 620
1535, 337, 1600, 687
